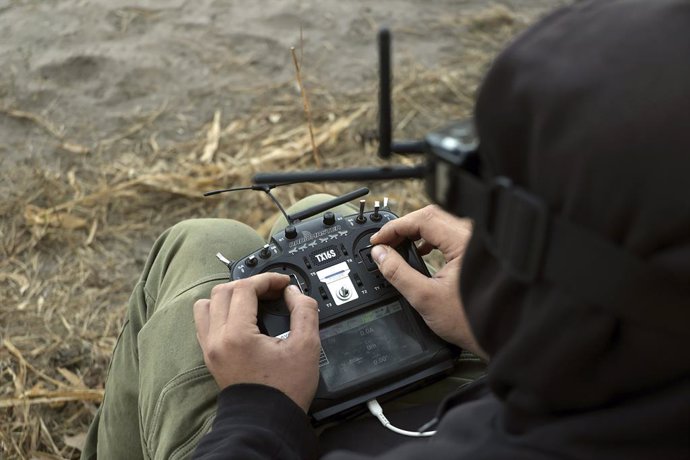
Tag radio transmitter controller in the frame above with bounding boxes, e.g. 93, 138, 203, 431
204, 29, 466, 424
220, 194, 457, 423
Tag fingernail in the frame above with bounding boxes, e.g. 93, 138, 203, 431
369, 232, 379, 243
287, 284, 300, 293
371, 245, 387, 264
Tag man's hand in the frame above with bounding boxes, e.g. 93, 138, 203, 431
370, 205, 487, 360
193, 273, 321, 412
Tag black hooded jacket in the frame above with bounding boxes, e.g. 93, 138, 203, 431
194, 1, 690, 458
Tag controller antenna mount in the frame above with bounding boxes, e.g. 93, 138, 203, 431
204, 184, 292, 223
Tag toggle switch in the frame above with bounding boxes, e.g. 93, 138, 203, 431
356, 199, 367, 224
371, 200, 382, 222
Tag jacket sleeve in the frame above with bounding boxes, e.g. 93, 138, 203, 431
193, 383, 319, 460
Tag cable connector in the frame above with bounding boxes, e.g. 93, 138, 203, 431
366, 399, 437, 438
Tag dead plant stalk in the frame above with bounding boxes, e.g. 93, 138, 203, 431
290, 47, 321, 168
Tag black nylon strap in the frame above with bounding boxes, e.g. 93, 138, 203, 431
451, 172, 548, 282
449, 171, 689, 336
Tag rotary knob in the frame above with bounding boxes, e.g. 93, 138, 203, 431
323, 212, 335, 226
259, 244, 271, 259
285, 225, 298, 239
246, 255, 258, 267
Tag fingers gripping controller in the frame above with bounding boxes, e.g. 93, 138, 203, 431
221, 198, 456, 422
228, 201, 414, 326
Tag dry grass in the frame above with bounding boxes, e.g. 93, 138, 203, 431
0, 6, 538, 458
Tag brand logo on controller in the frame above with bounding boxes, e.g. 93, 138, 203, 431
289, 225, 342, 247
315, 249, 337, 263
310, 245, 341, 267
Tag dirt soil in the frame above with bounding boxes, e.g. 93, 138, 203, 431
0, 0, 565, 458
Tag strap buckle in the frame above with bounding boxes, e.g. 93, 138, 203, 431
481, 177, 549, 282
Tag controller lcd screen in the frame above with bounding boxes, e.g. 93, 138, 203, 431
319, 300, 424, 390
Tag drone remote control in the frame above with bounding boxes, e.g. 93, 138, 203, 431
225, 196, 457, 422
203, 30, 466, 423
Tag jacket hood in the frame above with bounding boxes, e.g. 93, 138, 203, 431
461, 0, 690, 422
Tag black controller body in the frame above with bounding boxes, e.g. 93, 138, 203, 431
229, 207, 456, 422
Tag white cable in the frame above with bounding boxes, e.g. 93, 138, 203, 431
367, 399, 437, 437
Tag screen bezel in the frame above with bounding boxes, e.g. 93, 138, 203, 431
317, 298, 431, 395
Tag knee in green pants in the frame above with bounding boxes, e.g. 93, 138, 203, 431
83, 196, 354, 459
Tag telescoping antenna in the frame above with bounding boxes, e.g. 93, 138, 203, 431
377, 28, 426, 157
254, 29, 429, 186
378, 28, 392, 159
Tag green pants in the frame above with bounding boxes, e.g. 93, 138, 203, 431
82, 195, 484, 460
